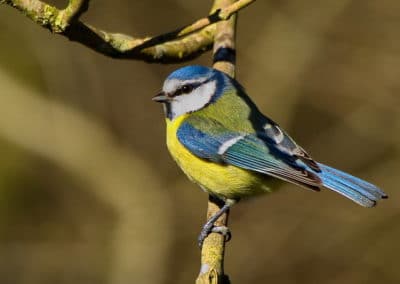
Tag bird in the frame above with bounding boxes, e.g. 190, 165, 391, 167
153, 65, 387, 247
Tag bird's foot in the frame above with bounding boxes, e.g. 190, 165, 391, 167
211, 225, 232, 242
198, 225, 231, 248
197, 197, 237, 249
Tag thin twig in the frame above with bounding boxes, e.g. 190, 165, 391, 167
196, 0, 237, 283
178, 0, 254, 37
59, 0, 90, 25
1, 0, 254, 62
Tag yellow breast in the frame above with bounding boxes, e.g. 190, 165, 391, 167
165, 115, 273, 199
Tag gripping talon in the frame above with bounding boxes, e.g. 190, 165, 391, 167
197, 198, 237, 248
211, 225, 231, 242
198, 225, 232, 248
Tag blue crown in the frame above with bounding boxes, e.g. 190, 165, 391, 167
166, 65, 215, 81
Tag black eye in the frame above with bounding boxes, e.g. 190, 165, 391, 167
181, 84, 193, 94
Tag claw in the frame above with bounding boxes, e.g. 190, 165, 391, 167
211, 225, 231, 242
198, 225, 232, 248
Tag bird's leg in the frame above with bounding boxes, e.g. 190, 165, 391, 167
198, 198, 237, 248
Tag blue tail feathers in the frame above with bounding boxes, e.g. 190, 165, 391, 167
317, 163, 387, 207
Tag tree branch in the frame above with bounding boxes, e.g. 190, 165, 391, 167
177, 0, 253, 37
1, 0, 254, 62
59, 0, 90, 25
196, 0, 237, 283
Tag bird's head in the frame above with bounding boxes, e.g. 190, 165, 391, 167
153, 65, 228, 120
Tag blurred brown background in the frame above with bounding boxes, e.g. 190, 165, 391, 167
0, 1, 399, 283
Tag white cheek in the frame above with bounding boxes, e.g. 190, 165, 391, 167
169, 81, 216, 119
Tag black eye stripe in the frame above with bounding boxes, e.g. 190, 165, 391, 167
170, 80, 211, 97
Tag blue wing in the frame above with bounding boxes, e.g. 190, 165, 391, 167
177, 118, 322, 190
177, 116, 387, 207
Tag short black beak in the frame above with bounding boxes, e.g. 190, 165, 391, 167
152, 91, 168, 103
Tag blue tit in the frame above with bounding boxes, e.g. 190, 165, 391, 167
153, 65, 387, 246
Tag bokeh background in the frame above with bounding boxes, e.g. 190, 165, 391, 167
0, 1, 399, 283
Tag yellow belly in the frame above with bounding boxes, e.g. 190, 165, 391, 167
166, 116, 273, 200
